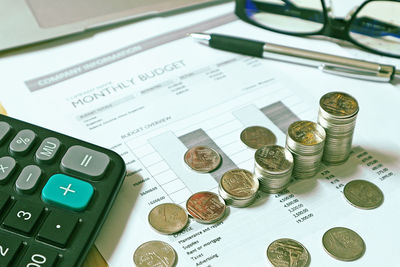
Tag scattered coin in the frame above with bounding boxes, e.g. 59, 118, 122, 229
184, 146, 221, 173
240, 126, 277, 149
219, 169, 259, 207
186, 191, 226, 224
319, 91, 359, 118
267, 238, 310, 267
322, 227, 365, 261
148, 203, 188, 235
344, 180, 384, 209
133, 240, 176, 267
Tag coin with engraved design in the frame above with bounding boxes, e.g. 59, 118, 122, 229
220, 169, 258, 199
344, 180, 383, 209
319, 92, 359, 118
148, 203, 188, 235
186, 191, 226, 224
133, 240, 176, 267
322, 227, 365, 261
240, 126, 277, 149
287, 120, 325, 147
267, 238, 310, 267
184, 146, 221, 173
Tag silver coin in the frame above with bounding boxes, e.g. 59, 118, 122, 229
133, 240, 176, 267
322, 227, 365, 261
344, 180, 384, 209
267, 238, 310, 267
184, 146, 221, 173
148, 203, 188, 235
240, 126, 277, 149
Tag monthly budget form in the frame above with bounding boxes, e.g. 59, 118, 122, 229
1, 3, 400, 267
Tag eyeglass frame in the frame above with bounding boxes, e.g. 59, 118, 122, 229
234, 0, 400, 58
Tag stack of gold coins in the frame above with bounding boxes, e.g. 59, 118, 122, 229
218, 169, 259, 207
318, 92, 359, 165
253, 145, 293, 193
285, 120, 326, 179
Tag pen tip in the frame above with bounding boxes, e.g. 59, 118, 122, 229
188, 32, 211, 45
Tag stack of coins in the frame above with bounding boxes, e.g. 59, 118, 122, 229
285, 120, 326, 179
254, 145, 293, 193
318, 91, 359, 165
218, 169, 259, 207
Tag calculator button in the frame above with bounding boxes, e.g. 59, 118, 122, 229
0, 193, 9, 212
35, 137, 61, 163
9, 129, 36, 156
61, 145, 110, 179
2, 200, 43, 234
0, 232, 22, 267
0, 121, 11, 144
38, 210, 78, 248
17, 245, 58, 267
0, 157, 16, 183
15, 165, 41, 194
42, 174, 94, 211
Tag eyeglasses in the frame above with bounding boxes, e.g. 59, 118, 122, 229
235, 0, 400, 58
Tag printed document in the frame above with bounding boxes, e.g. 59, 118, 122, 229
1, 3, 400, 266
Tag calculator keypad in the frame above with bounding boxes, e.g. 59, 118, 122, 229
0, 114, 126, 266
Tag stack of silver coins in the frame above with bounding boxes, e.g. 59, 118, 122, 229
317, 92, 359, 165
218, 169, 259, 207
285, 120, 326, 179
253, 145, 293, 193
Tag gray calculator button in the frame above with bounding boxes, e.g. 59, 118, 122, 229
0, 121, 11, 143
0, 156, 16, 183
61, 145, 110, 179
35, 137, 61, 163
15, 165, 41, 193
9, 129, 36, 155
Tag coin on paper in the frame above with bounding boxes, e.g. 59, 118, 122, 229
186, 191, 226, 224
343, 180, 384, 209
220, 169, 258, 199
184, 146, 221, 173
287, 120, 325, 146
133, 240, 176, 267
240, 126, 277, 149
148, 203, 188, 235
319, 91, 359, 118
322, 227, 365, 261
267, 238, 310, 267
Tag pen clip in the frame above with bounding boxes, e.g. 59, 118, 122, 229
319, 64, 392, 82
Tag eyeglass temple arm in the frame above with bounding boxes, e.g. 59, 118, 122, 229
350, 16, 400, 38
248, 1, 324, 23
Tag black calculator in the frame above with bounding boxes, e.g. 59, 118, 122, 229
0, 114, 126, 266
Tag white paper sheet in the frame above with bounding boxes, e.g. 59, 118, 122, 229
1, 3, 400, 267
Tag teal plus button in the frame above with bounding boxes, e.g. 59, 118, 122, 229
42, 174, 94, 211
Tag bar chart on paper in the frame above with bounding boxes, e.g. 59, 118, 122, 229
123, 85, 307, 207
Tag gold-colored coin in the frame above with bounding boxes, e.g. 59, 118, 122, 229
344, 180, 384, 209
148, 203, 188, 235
133, 240, 176, 267
320, 92, 359, 117
186, 191, 226, 224
288, 120, 325, 146
254, 145, 293, 174
267, 238, 310, 267
184, 146, 221, 173
240, 126, 277, 149
220, 169, 258, 199
322, 227, 365, 261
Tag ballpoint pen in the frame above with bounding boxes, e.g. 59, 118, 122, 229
190, 32, 400, 82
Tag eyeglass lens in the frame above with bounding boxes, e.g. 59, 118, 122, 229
244, 0, 400, 57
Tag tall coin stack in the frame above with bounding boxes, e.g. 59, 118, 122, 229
285, 120, 326, 179
317, 92, 359, 165
254, 145, 293, 193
